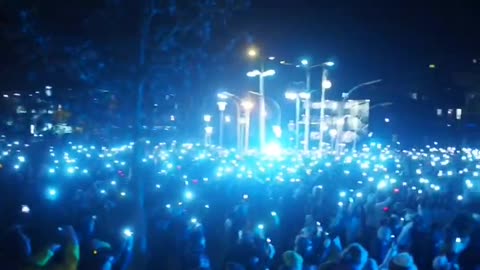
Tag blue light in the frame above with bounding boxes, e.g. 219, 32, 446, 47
100, 189, 106, 194
185, 191, 193, 200
67, 167, 75, 174
46, 188, 58, 200
18, 156, 25, 163
123, 228, 133, 237
111, 181, 117, 186
49, 168, 55, 174
13, 164, 20, 170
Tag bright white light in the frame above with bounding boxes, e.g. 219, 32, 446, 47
272, 126, 282, 138
185, 191, 194, 200
241, 100, 254, 111
271, 211, 277, 216
298, 92, 311, 99
217, 101, 227, 111
123, 228, 133, 237
457, 195, 463, 201
120, 192, 126, 196
18, 156, 25, 163
301, 59, 309, 66
67, 167, 75, 174
385, 118, 390, 123
329, 129, 337, 137
191, 218, 198, 224
243, 194, 249, 200
21, 205, 30, 213
225, 115, 231, 123
247, 48, 257, 57
49, 168, 55, 174
205, 126, 213, 135
356, 192, 363, 198
377, 181, 387, 189
285, 92, 298, 100
325, 61, 335, 67
322, 80, 332, 89
217, 93, 229, 100
339, 191, 346, 197
203, 114, 212, 122
338, 202, 344, 207
257, 224, 265, 230
263, 142, 282, 156
247, 70, 262, 77
263, 69, 276, 77
47, 188, 57, 199
268, 56, 275, 60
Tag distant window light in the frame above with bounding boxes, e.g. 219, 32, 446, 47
436, 109, 442, 116
474, 59, 478, 64
411, 92, 418, 100
456, 108, 462, 120
429, 64, 436, 69
170, 115, 175, 121
447, 109, 453, 115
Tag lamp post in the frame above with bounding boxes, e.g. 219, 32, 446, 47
281, 59, 334, 151
241, 100, 254, 151
246, 69, 275, 150
247, 47, 276, 151
203, 114, 212, 145
217, 101, 227, 147
336, 79, 382, 151
318, 68, 333, 152
285, 92, 301, 149
218, 92, 242, 150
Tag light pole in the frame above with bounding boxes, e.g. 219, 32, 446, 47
241, 100, 254, 151
218, 92, 242, 150
281, 59, 334, 151
246, 69, 275, 150
203, 114, 212, 145
247, 47, 276, 151
336, 79, 383, 151
285, 92, 301, 149
319, 70, 333, 152
217, 101, 227, 147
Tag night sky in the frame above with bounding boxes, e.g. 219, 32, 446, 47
1, 1, 479, 100
233, 1, 480, 94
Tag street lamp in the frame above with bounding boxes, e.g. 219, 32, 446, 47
246, 47, 276, 151
247, 48, 258, 58
218, 91, 242, 150
246, 69, 275, 151
217, 101, 227, 147
203, 114, 213, 145
285, 90, 312, 151
336, 79, 382, 152
285, 92, 301, 150
203, 114, 212, 123
281, 59, 334, 151
241, 100, 254, 151
318, 65, 334, 152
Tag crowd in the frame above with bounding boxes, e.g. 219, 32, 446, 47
0, 138, 479, 270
